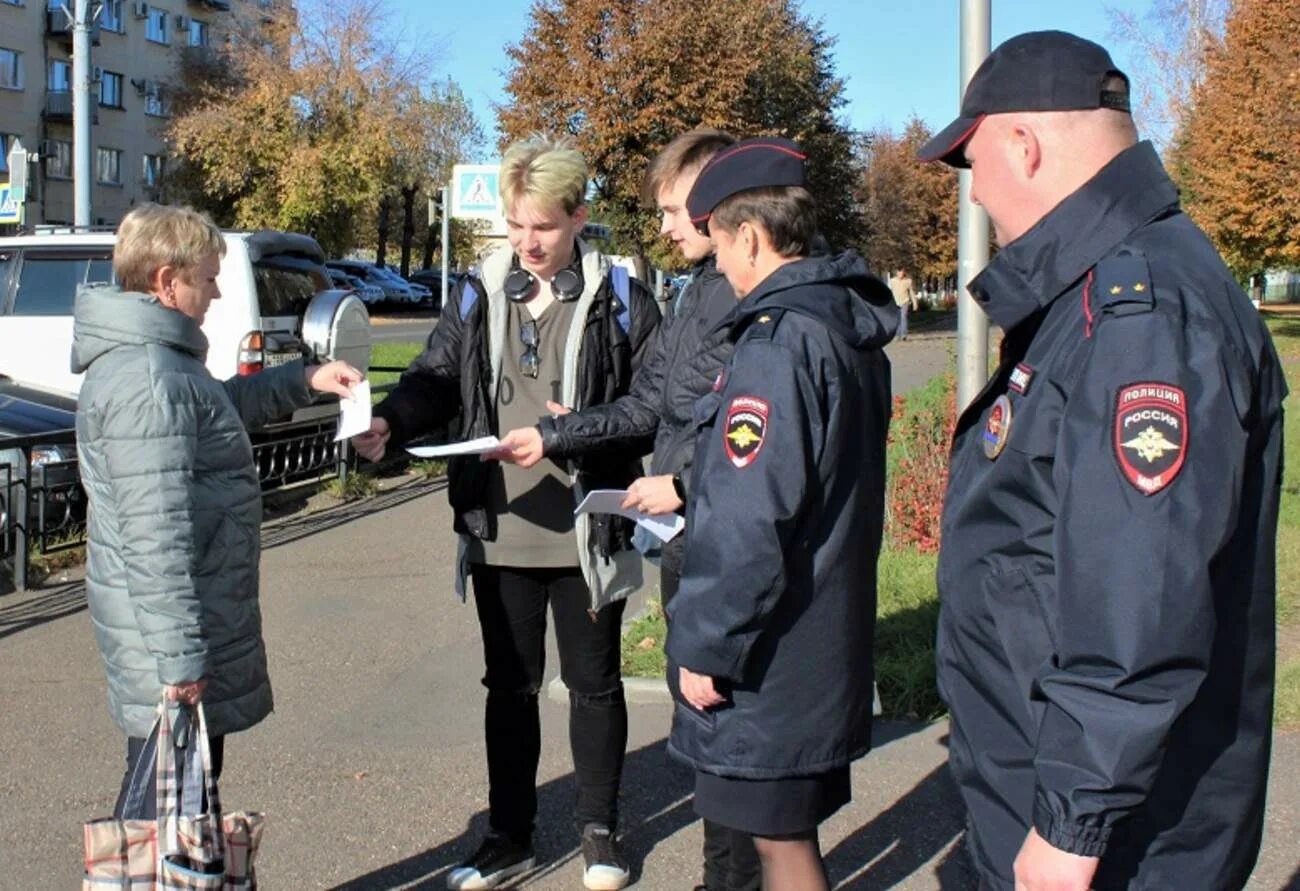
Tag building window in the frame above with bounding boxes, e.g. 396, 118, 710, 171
99, 70, 123, 107
96, 147, 122, 185
0, 48, 23, 90
188, 18, 209, 47
48, 58, 70, 92
45, 139, 71, 178
146, 5, 167, 43
100, 0, 123, 32
144, 81, 168, 116
142, 153, 164, 186
0, 133, 13, 173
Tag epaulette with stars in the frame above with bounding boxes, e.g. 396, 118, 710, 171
1084, 249, 1155, 336
742, 308, 786, 342
1095, 250, 1155, 315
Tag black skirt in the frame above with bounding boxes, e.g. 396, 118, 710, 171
692, 765, 851, 837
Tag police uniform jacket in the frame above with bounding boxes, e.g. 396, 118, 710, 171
937, 142, 1286, 890
374, 240, 661, 609
665, 251, 897, 778
539, 257, 736, 575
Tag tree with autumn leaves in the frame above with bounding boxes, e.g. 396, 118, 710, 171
1170, 0, 1300, 276
499, 0, 863, 266
166, 0, 482, 259
858, 118, 958, 291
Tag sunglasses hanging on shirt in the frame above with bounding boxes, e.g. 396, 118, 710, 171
519, 318, 540, 379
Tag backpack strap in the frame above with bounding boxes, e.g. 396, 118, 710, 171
459, 279, 481, 320
609, 265, 632, 335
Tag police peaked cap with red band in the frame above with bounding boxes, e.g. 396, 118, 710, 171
686, 137, 807, 231
918, 30, 1130, 169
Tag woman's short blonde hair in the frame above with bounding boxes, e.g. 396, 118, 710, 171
499, 135, 588, 216
113, 203, 226, 293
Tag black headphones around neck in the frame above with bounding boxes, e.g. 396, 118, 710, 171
503, 261, 584, 303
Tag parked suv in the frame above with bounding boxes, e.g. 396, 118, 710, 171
0, 228, 372, 410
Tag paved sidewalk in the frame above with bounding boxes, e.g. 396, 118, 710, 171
1, 337, 1295, 889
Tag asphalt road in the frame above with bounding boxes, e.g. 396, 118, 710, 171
1, 334, 1295, 890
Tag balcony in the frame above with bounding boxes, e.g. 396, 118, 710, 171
43, 91, 98, 124
190, 0, 231, 9
46, 10, 102, 46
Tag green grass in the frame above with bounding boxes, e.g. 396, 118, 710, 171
621, 598, 667, 678
1262, 316, 1300, 725
875, 547, 943, 720
324, 471, 378, 502
369, 342, 422, 403
1265, 317, 1300, 632
407, 458, 448, 479
1277, 660, 1300, 728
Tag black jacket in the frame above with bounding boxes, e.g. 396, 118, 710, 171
937, 143, 1285, 890
539, 257, 736, 572
664, 251, 896, 778
374, 246, 661, 558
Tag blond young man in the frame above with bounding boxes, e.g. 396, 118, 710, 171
496, 129, 765, 891
353, 136, 660, 890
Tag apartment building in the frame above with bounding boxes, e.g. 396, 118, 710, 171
0, 0, 269, 226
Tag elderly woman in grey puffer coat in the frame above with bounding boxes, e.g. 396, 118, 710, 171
73, 204, 361, 817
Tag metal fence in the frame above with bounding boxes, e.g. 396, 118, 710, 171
0, 373, 415, 593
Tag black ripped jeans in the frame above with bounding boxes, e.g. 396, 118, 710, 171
470, 563, 628, 841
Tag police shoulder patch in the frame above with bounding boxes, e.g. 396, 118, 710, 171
724, 396, 769, 468
1114, 382, 1187, 495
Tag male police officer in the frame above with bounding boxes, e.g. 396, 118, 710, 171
920, 31, 1285, 891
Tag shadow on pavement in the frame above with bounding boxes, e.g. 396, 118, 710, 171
826, 761, 972, 889
329, 738, 696, 890
1285, 862, 1300, 891
0, 578, 86, 641
262, 479, 446, 552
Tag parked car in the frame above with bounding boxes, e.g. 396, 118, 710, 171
0, 228, 376, 499
327, 269, 385, 306
406, 268, 458, 310
326, 260, 418, 306
0, 380, 83, 557
0, 227, 372, 433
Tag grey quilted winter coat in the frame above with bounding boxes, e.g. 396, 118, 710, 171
72, 285, 312, 738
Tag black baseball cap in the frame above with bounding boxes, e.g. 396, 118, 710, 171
686, 137, 807, 234
918, 30, 1130, 168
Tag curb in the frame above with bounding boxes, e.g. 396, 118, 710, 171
547, 674, 673, 705
547, 675, 883, 715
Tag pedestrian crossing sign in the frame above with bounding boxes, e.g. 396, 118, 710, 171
451, 163, 505, 236
0, 184, 22, 225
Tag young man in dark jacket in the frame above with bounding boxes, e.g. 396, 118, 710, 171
495, 129, 765, 891
919, 31, 1284, 891
668, 138, 896, 890
352, 136, 659, 891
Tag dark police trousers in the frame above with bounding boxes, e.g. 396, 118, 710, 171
662, 566, 762, 891
470, 563, 627, 840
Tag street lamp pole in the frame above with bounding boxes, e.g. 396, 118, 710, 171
72, 0, 94, 227
956, 0, 991, 411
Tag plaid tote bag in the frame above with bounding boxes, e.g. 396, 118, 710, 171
82, 702, 266, 889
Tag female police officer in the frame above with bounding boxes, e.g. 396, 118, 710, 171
665, 138, 896, 890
